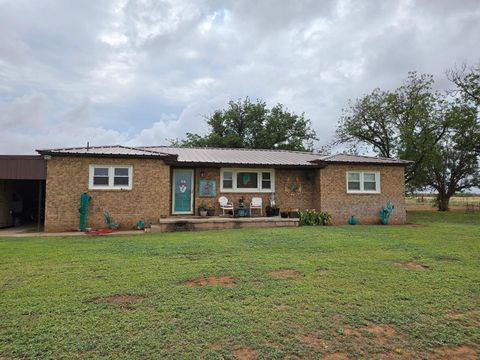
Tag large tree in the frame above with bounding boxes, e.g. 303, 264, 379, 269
423, 104, 479, 210
177, 98, 318, 151
335, 72, 447, 187
335, 71, 479, 210
447, 62, 480, 155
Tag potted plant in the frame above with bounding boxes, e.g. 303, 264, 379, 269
266, 205, 274, 217
198, 203, 208, 217
271, 204, 280, 216
206, 207, 215, 216
280, 211, 289, 218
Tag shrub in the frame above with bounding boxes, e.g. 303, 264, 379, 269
298, 210, 332, 226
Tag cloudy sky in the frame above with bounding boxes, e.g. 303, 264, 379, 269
0, 0, 479, 154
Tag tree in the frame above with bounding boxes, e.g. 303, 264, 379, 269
335, 72, 447, 187
447, 62, 480, 154
447, 62, 480, 107
423, 104, 479, 210
177, 98, 318, 151
334, 70, 480, 211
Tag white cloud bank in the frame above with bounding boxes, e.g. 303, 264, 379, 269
0, 0, 479, 154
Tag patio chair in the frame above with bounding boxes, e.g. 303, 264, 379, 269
218, 196, 233, 216
250, 197, 263, 216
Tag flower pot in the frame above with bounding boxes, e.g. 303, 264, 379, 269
273, 208, 280, 216
199, 210, 207, 217
280, 211, 289, 218
288, 211, 299, 218
207, 209, 215, 216
348, 215, 358, 225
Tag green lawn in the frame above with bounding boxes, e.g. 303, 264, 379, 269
1, 212, 479, 359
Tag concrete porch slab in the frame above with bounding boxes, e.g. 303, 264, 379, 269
152, 216, 299, 232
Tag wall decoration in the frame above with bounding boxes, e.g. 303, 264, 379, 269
199, 179, 216, 197
284, 177, 302, 195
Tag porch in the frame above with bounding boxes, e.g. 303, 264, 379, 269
151, 216, 299, 232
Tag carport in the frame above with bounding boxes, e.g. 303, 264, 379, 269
0, 155, 46, 231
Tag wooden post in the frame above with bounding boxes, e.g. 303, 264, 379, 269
37, 180, 43, 232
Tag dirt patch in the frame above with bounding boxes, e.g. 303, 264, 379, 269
323, 352, 349, 360
297, 333, 326, 349
363, 325, 396, 337
208, 342, 222, 351
233, 346, 258, 360
276, 304, 289, 311
181, 276, 236, 287
431, 345, 477, 359
393, 261, 430, 270
448, 309, 480, 323
88, 294, 145, 307
315, 267, 331, 275
269, 269, 302, 278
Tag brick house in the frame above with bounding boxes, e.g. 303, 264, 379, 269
33, 145, 411, 232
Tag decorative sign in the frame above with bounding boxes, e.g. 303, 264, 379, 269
198, 180, 216, 197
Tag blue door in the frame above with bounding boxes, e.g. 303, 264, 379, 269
172, 169, 194, 214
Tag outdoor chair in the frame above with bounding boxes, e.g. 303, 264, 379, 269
250, 197, 263, 216
218, 196, 234, 216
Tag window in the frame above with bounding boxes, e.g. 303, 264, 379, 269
261, 172, 271, 189
236, 172, 258, 189
346, 171, 380, 193
220, 168, 275, 192
223, 171, 233, 189
89, 165, 133, 190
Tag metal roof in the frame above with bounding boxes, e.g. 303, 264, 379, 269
35, 145, 411, 167
37, 145, 173, 158
141, 146, 323, 166
314, 153, 413, 165
0, 155, 46, 180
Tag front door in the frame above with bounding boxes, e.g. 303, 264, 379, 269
172, 169, 194, 214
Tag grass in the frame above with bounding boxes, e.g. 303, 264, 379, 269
0, 211, 479, 359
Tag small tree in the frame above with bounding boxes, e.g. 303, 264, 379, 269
177, 97, 318, 151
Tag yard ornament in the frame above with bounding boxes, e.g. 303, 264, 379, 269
379, 201, 395, 225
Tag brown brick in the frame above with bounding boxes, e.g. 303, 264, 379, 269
319, 164, 406, 224
44, 156, 170, 232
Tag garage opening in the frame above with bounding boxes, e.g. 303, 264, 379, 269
0, 156, 47, 231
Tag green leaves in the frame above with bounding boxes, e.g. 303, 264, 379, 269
335, 67, 480, 209
177, 97, 318, 151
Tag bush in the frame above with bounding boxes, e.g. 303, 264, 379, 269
298, 210, 332, 226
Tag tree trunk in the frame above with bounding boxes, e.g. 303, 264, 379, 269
436, 193, 450, 211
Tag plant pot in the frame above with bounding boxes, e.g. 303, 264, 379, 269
207, 209, 215, 216
199, 210, 207, 217
348, 215, 358, 225
266, 208, 274, 217
288, 211, 299, 218
273, 208, 280, 216
280, 211, 289, 218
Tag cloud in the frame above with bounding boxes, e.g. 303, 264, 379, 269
0, 0, 479, 154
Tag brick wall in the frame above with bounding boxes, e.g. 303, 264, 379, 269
319, 164, 406, 224
44, 156, 170, 232
191, 167, 318, 215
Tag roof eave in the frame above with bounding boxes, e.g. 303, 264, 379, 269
36, 150, 178, 161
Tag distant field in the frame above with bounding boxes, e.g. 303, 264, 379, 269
406, 195, 480, 211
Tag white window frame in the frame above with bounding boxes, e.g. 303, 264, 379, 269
346, 171, 380, 194
220, 168, 275, 193
89, 165, 133, 190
